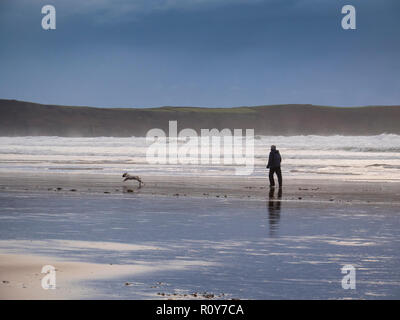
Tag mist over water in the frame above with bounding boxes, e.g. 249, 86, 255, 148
0, 135, 399, 181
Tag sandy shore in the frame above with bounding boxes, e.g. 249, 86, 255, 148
0, 171, 399, 204
0, 247, 216, 300
0, 253, 144, 299
1, 171, 400, 300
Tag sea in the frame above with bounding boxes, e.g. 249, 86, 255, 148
0, 134, 399, 180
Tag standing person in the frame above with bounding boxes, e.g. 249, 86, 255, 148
266, 145, 282, 188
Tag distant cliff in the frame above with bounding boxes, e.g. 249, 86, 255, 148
0, 99, 399, 136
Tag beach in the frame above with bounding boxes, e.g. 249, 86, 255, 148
1, 172, 399, 299
0, 134, 399, 300
1, 171, 400, 203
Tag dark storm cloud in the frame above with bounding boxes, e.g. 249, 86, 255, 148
0, 0, 399, 107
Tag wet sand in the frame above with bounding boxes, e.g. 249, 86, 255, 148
0, 251, 216, 300
0, 253, 150, 300
0, 172, 399, 299
0, 171, 399, 204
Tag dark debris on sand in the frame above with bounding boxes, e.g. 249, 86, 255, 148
156, 291, 226, 300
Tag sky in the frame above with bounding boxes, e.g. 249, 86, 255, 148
0, 0, 399, 108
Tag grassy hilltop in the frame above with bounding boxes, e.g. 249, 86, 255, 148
0, 99, 399, 136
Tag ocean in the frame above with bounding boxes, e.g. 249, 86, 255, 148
0, 135, 399, 180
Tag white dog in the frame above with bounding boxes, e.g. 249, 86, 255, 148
122, 173, 144, 187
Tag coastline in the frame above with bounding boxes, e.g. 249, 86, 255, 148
0, 171, 399, 204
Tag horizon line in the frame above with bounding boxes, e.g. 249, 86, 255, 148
1, 98, 400, 110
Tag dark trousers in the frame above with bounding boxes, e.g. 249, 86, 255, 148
269, 167, 282, 187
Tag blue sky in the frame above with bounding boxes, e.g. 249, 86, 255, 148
0, 0, 399, 107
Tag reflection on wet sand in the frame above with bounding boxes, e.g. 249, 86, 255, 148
0, 190, 399, 299
268, 187, 282, 236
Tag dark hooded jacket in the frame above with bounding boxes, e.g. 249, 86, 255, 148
267, 150, 282, 169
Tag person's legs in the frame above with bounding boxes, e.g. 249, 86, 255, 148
276, 167, 282, 187
269, 168, 275, 186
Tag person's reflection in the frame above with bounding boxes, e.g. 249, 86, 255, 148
268, 187, 282, 236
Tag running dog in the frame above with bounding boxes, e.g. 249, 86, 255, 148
122, 173, 144, 187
